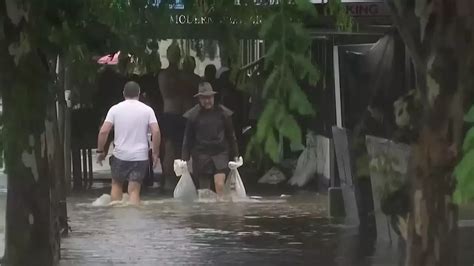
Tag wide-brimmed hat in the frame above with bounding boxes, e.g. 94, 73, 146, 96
194, 82, 217, 97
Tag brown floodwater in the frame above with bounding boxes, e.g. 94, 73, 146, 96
59, 191, 402, 266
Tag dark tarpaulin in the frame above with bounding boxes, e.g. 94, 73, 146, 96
331, 34, 407, 232
338, 33, 407, 136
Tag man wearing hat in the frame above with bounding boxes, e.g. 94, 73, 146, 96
182, 82, 239, 196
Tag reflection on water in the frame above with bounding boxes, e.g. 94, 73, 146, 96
0, 188, 472, 265
60, 192, 400, 266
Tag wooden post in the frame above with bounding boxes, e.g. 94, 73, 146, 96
72, 148, 82, 190
56, 56, 69, 235
64, 67, 72, 194
82, 149, 88, 188
87, 149, 93, 188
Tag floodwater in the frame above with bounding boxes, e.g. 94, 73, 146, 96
0, 188, 473, 265
59, 191, 401, 266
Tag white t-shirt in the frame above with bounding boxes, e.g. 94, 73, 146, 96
105, 100, 158, 161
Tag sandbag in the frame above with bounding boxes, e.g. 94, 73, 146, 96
288, 132, 318, 187
92, 194, 111, 206
224, 157, 246, 198
173, 159, 197, 201
91, 193, 129, 207
258, 167, 286, 185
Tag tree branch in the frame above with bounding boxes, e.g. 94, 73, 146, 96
385, 0, 427, 69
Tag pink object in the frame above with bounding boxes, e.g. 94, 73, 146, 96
97, 51, 120, 65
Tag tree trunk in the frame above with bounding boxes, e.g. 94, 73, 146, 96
0, 3, 60, 265
386, 0, 474, 265
406, 90, 460, 266
64, 65, 72, 196
56, 56, 69, 236
64, 97, 72, 195
57, 57, 66, 149
1, 62, 60, 266
397, 56, 462, 266
46, 101, 62, 263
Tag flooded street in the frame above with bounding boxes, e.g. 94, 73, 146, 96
0, 187, 471, 265
60, 191, 400, 266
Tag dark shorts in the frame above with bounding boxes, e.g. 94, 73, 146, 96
192, 152, 230, 177
158, 113, 186, 144
109, 156, 149, 184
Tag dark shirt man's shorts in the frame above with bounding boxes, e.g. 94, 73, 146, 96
193, 152, 229, 176
110, 156, 149, 184
192, 151, 230, 190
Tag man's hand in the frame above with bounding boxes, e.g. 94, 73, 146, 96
152, 153, 160, 169
96, 153, 106, 166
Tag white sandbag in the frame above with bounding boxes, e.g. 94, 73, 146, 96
258, 167, 286, 184
225, 157, 246, 198
92, 194, 111, 206
288, 132, 318, 187
173, 159, 198, 201
91, 193, 130, 207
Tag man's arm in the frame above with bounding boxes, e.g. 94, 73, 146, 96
97, 122, 113, 152
103, 131, 114, 156
150, 122, 161, 157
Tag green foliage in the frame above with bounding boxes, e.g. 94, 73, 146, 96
265, 131, 280, 162
243, 0, 351, 162
246, 0, 317, 162
454, 106, 474, 204
463, 127, 474, 153
465, 106, 474, 123
325, 0, 354, 31
454, 150, 474, 204
369, 154, 405, 200
295, 0, 318, 17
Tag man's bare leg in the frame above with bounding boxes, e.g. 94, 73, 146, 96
214, 173, 226, 197
111, 179, 123, 202
128, 181, 142, 205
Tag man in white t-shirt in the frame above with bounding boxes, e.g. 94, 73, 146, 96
96, 81, 161, 205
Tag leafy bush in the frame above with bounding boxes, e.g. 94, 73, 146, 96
454, 105, 474, 203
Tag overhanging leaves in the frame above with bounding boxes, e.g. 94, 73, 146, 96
291, 52, 320, 85
289, 86, 315, 116
454, 149, 474, 204
265, 131, 280, 162
259, 13, 278, 39
455, 104, 474, 203
463, 127, 474, 153
263, 66, 281, 97
294, 0, 318, 17
465, 106, 474, 123
247, 0, 343, 162
279, 114, 302, 146
255, 99, 278, 141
